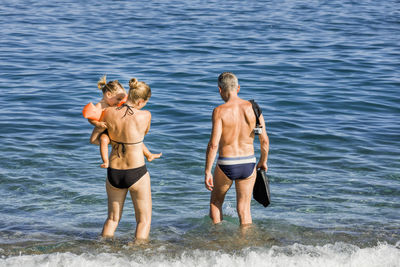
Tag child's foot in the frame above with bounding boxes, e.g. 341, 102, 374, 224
100, 161, 109, 168
146, 153, 162, 162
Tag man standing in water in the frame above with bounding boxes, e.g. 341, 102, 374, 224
205, 72, 269, 226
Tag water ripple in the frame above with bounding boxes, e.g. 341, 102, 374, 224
0, 0, 399, 255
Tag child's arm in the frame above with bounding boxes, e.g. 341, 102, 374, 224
142, 143, 162, 162
88, 118, 107, 129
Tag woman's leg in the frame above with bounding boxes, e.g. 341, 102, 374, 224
129, 172, 152, 241
102, 178, 128, 238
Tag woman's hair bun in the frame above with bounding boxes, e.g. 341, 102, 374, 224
127, 77, 151, 103
129, 78, 138, 89
98, 75, 107, 90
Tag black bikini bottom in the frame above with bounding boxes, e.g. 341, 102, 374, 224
107, 165, 147, 189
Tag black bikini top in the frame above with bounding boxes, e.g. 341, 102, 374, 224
112, 103, 143, 157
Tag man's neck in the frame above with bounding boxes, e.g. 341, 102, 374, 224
224, 92, 240, 102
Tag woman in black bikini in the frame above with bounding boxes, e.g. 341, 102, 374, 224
99, 78, 153, 243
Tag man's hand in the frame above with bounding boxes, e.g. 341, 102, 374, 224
204, 172, 214, 191
257, 161, 268, 172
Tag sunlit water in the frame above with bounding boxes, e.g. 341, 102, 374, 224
0, 0, 399, 266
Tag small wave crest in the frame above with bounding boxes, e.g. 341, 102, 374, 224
1, 242, 399, 267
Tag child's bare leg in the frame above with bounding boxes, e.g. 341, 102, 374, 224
90, 127, 104, 145
100, 133, 110, 168
147, 152, 162, 162
142, 143, 162, 162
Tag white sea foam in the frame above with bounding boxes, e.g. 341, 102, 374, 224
1, 242, 399, 267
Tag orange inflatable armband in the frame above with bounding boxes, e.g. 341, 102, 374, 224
82, 102, 103, 121
117, 95, 128, 107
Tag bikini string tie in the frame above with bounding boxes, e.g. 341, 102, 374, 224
117, 103, 135, 118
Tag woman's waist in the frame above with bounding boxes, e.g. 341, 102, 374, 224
110, 138, 143, 147
110, 140, 143, 154
109, 146, 145, 168
109, 156, 145, 170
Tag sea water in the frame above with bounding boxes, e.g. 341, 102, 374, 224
0, 0, 399, 266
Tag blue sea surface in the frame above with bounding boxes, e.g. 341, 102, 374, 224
0, 0, 399, 266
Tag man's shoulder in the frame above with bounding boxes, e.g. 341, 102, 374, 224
215, 101, 233, 109
212, 105, 224, 120
242, 98, 253, 106
216, 99, 252, 110
213, 104, 227, 114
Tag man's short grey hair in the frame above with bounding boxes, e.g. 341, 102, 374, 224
218, 72, 238, 91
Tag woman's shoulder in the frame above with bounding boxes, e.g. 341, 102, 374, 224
137, 109, 151, 119
101, 106, 118, 120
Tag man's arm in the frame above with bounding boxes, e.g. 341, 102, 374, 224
256, 114, 269, 171
205, 108, 222, 191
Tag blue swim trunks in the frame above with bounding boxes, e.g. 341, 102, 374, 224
217, 155, 256, 180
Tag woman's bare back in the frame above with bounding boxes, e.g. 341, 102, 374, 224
103, 104, 151, 169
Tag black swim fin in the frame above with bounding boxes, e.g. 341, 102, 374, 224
253, 169, 271, 207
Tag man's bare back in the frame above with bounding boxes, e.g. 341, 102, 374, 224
216, 98, 256, 157
204, 72, 269, 226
